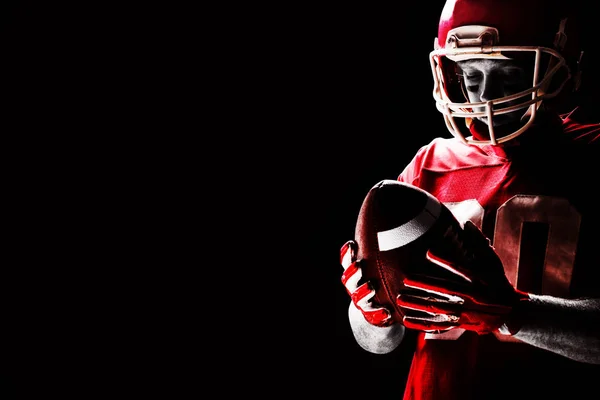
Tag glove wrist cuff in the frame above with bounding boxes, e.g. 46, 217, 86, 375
498, 291, 531, 336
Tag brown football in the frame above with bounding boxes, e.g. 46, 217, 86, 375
354, 179, 464, 324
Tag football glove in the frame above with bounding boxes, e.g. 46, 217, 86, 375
340, 240, 393, 327
395, 220, 529, 335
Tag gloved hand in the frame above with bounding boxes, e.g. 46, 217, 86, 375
395, 220, 529, 335
340, 240, 393, 327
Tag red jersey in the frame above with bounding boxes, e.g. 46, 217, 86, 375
398, 109, 600, 400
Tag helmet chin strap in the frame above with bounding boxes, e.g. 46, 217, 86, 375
520, 104, 538, 122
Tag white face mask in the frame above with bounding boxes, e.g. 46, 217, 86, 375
430, 24, 572, 146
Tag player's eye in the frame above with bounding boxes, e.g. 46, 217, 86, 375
461, 72, 482, 85
464, 84, 480, 93
460, 72, 481, 91
463, 72, 481, 80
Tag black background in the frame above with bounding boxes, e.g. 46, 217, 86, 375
2, 1, 597, 399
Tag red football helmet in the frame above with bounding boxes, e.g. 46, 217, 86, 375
429, 0, 583, 145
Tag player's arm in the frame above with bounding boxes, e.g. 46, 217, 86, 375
506, 295, 600, 364
340, 240, 407, 354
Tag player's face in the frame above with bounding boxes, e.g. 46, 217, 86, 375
457, 58, 532, 127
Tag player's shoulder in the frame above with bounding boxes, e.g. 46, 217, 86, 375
560, 106, 600, 145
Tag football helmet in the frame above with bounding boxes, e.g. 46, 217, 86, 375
429, 0, 583, 145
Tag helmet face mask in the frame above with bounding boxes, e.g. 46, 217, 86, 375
429, 0, 578, 145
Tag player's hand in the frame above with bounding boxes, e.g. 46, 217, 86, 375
395, 221, 529, 335
340, 240, 393, 327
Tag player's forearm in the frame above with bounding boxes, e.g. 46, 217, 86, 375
512, 295, 600, 364
348, 302, 406, 354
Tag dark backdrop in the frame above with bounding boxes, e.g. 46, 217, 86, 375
3, 1, 596, 399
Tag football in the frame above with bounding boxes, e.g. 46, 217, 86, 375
354, 179, 465, 324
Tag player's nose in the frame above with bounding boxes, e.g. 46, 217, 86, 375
479, 76, 505, 102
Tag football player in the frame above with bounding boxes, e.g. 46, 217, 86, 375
339, 0, 600, 399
